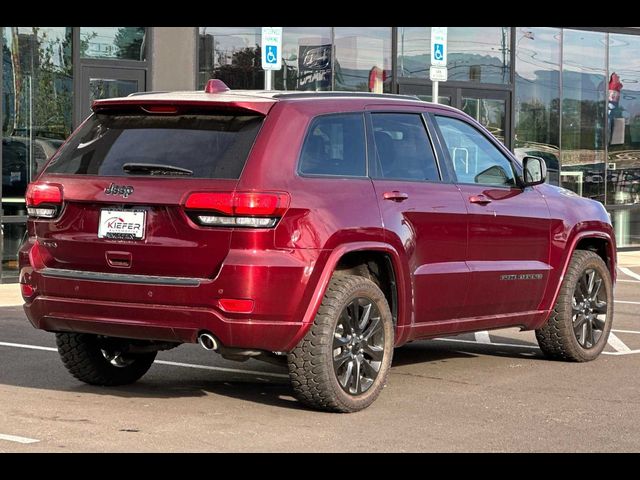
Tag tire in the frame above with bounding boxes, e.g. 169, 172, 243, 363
56, 333, 157, 386
288, 274, 394, 413
536, 250, 613, 362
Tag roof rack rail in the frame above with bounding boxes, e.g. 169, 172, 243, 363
127, 91, 170, 97
271, 91, 421, 101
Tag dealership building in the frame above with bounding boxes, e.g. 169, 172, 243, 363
1, 26, 639, 282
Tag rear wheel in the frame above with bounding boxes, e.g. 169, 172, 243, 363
56, 333, 156, 386
288, 274, 394, 412
536, 250, 613, 362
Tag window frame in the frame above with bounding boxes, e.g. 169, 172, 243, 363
296, 112, 369, 179
429, 112, 524, 189
365, 110, 444, 184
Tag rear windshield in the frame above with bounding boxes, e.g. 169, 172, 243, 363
44, 113, 263, 179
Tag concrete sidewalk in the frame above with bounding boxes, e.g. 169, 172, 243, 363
0, 250, 637, 309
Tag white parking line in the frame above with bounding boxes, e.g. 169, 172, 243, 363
617, 279, 640, 284
613, 329, 640, 334
620, 267, 640, 282
0, 341, 288, 379
0, 433, 39, 444
474, 331, 491, 343
616, 300, 640, 305
433, 335, 638, 356
607, 332, 632, 353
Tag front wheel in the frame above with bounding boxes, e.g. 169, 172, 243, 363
56, 333, 157, 386
288, 274, 394, 412
536, 250, 613, 362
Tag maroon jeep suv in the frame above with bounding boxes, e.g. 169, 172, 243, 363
19, 81, 616, 412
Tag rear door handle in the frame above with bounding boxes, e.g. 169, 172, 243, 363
383, 191, 409, 202
469, 194, 492, 205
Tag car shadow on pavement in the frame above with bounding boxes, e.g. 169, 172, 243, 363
392, 337, 545, 367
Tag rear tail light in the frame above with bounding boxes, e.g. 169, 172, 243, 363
26, 183, 63, 219
184, 191, 289, 228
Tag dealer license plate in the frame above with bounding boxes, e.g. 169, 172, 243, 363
98, 209, 146, 240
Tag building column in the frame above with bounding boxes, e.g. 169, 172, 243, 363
150, 27, 197, 91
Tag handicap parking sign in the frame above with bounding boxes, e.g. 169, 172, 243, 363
261, 27, 283, 70
433, 43, 444, 62
430, 27, 447, 67
266, 45, 278, 65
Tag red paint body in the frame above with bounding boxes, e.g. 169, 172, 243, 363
19, 91, 617, 352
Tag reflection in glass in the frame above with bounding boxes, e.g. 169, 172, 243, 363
80, 27, 146, 60
611, 208, 640, 246
514, 27, 561, 185
2, 27, 72, 214
560, 29, 607, 203
1, 222, 26, 281
397, 27, 511, 84
88, 78, 139, 103
462, 97, 506, 144
198, 27, 263, 89
274, 28, 332, 91
607, 33, 640, 208
334, 27, 391, 93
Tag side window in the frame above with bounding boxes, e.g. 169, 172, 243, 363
371, 113, 440, 181
299, 113, 366, 177
435, 115, 516, 187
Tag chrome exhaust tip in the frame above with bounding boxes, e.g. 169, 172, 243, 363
198, 333, 218, 351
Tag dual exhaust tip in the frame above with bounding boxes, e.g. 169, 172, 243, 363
197, 332, 218, 351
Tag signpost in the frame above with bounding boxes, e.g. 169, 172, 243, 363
261, 27, 283, 91
430, 27, 448, 104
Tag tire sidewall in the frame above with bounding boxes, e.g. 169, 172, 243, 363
324, 279, 394, 411
562, 254, 613, 361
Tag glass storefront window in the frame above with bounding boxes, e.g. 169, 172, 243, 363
514, 27, 561, 185
2, 27, 72, 214
607, 33, 640, 208
397, 27, 511, 84
334, 27, 391, 93
198, 27, 263, 90
560, 29, 607, 203
274, 28, 332, 91
80, 27, 146, 61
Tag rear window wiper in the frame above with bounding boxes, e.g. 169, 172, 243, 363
122, 162, 193, 176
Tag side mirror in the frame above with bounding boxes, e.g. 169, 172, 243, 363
522, 156, 547, 187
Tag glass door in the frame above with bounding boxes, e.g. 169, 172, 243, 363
398, 83, 511, 148
79, 66, 146, 122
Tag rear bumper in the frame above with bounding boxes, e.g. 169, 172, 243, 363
24, 295, 302, 351
20, 238, 326, 352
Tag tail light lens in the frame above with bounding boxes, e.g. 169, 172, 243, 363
26, 183, 63, 219
184, 191, 289, 228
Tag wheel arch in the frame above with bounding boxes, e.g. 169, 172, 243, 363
536, 229, 616, 328
283, 242, 410, 351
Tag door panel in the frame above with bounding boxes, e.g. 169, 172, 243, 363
367, 111, 469, 325
432, 113, 551, 318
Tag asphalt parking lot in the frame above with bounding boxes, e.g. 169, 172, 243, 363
1, 256, 639, 452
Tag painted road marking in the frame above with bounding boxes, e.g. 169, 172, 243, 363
616, 300, 640, 305
474, 331, 491, 343
0, 433, 39, 444
433, 334, 638, 356
613, 329, 640, 334
620, 267, 640, 282
617, 279, 640, 284
607, 332, 632, 353
0, 341, 288, 379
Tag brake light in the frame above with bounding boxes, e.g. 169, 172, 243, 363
26, 183, 63, 219
184, 191, 289, 228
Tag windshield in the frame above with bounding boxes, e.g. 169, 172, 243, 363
44, 112, 264, 179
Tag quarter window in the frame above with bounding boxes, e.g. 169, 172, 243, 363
371, 113, 440, 181
435, 115, 516, 187
299, 114, 366, 177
